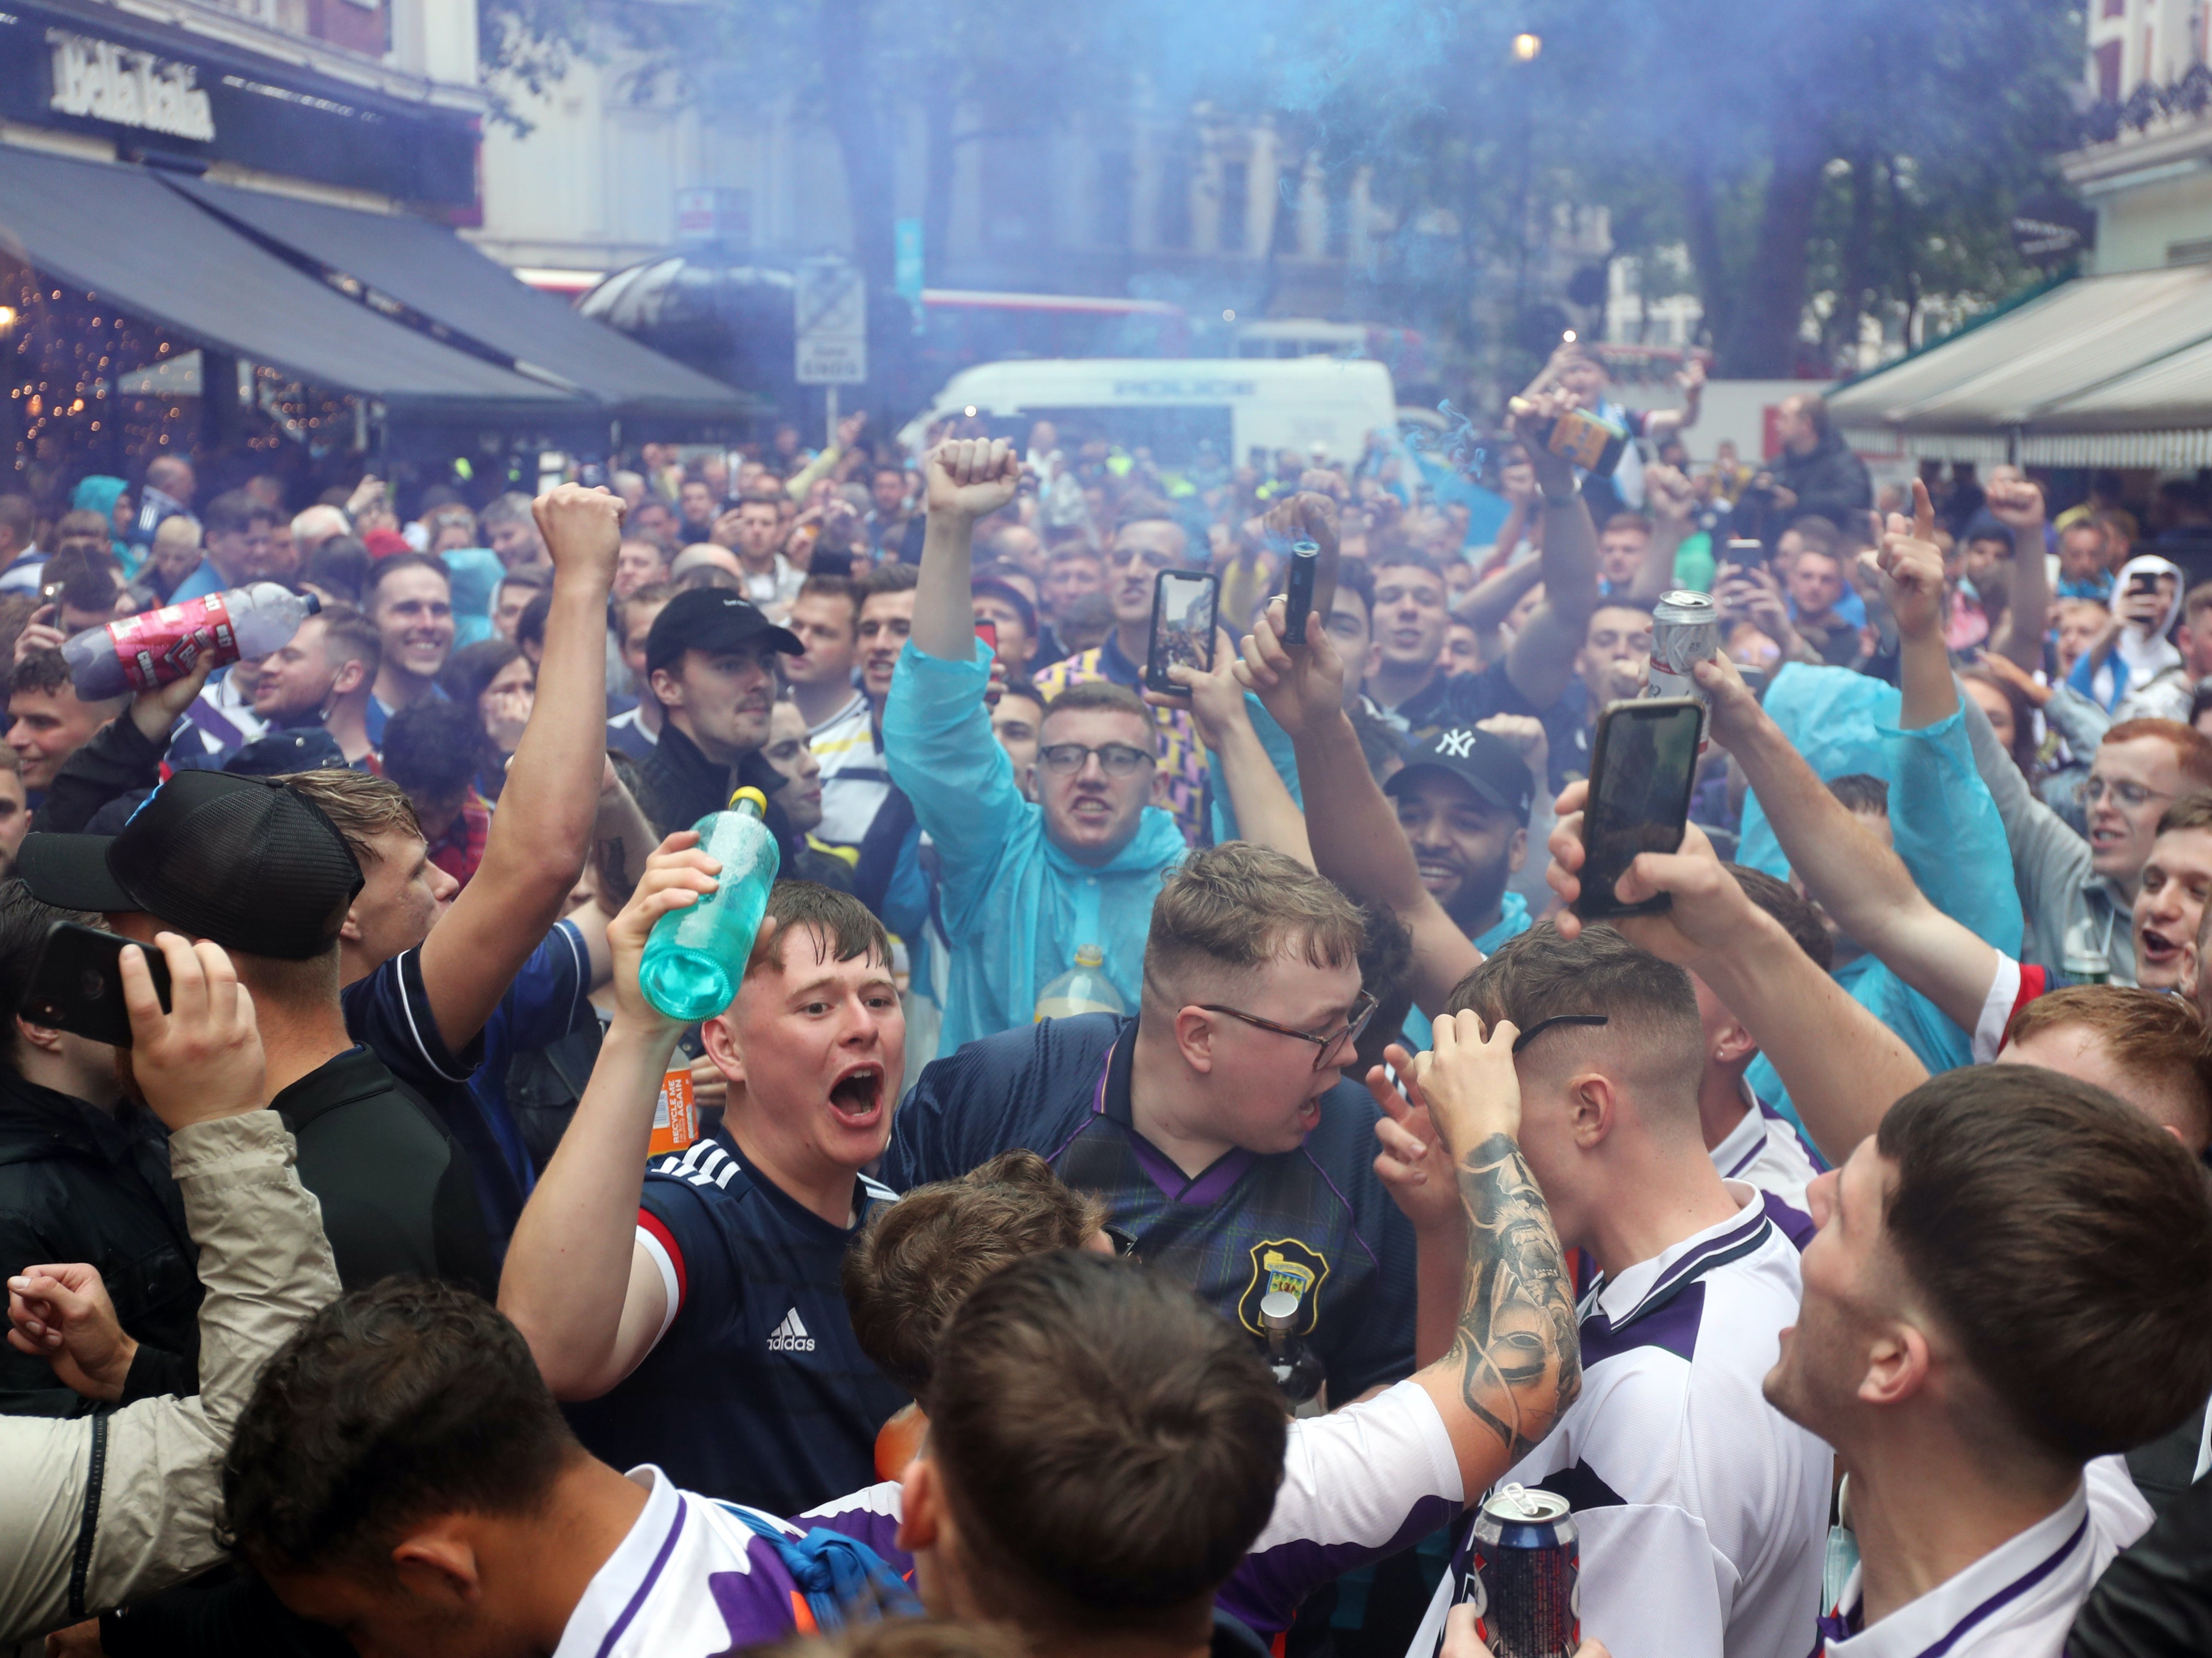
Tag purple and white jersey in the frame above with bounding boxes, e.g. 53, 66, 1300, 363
1817, 1467, 2151, 1657
1407, 1184, 1832, 1658
795, 1382, 1468, 1638
1707, 1083, 1823, 1231
550, 1467, 831, 1658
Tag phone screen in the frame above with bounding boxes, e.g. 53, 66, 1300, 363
1724, 539, 1766, 570
1575, 698, 1704, 921
20, 921, 173, 1048
1146, 571, 1218, 694
973, 620, 999, 653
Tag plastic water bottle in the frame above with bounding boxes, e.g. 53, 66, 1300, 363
1033, 944, 1125, 1022
63, 583, 321, 700
639, 787, 781, 1023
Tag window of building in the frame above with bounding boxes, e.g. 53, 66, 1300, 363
1157, 156, 1191, 250
2097, 39, 2124, 101
1218, 161, 1248, 253
1095, 151, 1132, 247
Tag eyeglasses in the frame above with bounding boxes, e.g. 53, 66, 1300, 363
1197, 990, 1380, 1072
1510, 1013, 1610, 1054
2074, 777, 2174, 811
1038, 742, 1156, 778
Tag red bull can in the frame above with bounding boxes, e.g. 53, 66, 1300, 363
1468, 1484, 1579, 1658
1648, 589, 1720, 744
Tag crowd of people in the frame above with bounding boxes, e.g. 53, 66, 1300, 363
0, 343, 2208, 1658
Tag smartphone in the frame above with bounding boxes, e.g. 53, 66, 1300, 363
1283, 540, 1319, 644
19, 921, 172, 1048
2128, 571, 2163, 597
1723, 538, 1767, 571
1145, 570, 1219, 695
1573, 697, 1704, 922
973, 620, 998, 653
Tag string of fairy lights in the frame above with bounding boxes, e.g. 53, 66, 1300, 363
2, 263, 359, 486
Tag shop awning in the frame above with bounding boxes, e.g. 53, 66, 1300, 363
163, 174, 767, 430
1828, 265, 2212, 467
0, 145, 576, 417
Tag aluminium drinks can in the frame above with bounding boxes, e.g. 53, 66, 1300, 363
1648, 588, 1720, 744
1468, 1484, 1579, 1658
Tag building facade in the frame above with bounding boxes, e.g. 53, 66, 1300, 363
2062, 0, 2212, 273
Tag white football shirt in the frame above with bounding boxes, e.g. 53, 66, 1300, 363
1405, 1182, 1833, 1658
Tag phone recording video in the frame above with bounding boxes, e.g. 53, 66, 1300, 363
1723, 539, 1767, 572
20, 921, 172, 1048
1574, 698, 1704, 922
1145, 571, 1218, 695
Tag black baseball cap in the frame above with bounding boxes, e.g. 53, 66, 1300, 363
16, 770, 365, 961
644, 589, 803, 674
1384, 725, 1536, 824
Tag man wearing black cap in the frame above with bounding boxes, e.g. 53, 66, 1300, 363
637, 586, 806, 849
1381, 723, 1538, 1050
15, 769, 494, 1293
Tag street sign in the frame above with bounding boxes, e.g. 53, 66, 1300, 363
795, 256, 867, 385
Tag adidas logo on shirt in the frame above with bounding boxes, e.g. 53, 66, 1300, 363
766, 1309, 815, 1353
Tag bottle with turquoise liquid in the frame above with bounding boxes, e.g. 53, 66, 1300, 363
639, 787, 781, 1022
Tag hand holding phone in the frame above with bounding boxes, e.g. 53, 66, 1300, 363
1146, 571, 1219, 695
1570, 697, 1703, 922
21, 922, 171, 1048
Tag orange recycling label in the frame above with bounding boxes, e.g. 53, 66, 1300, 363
647, 1068, 698, 1157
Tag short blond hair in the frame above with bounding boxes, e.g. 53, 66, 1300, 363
277, 770, 422, 866
1143, 843, 1363, 997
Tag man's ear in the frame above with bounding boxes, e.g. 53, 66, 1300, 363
648, 667, 683, 712
1710, 1015, 1757, 1069
1172, 1004, 1218, 1075
896, 1453, 943, 1555
699, 1013, 745, 1093
337, 898, 365, 945
1150, 768, 1172, 808
332, 658, 368, 699
1858, 1321, 1933, 1410
389, 1517, 485, 1607
1566, 1072, 1615, 1149
14, 1014, 63, 1056
1506, 826, 1528, 878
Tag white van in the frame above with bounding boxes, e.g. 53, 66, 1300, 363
898, 357, 1399, 469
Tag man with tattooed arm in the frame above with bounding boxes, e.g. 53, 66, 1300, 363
1380, 925, 1833, 1658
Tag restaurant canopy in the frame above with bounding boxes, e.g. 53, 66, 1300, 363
1828, 265, 2212, 469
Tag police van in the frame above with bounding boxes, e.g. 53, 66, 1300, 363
898, 356, 1399, 471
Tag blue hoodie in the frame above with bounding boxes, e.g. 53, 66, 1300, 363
883, 639, 1190, 1050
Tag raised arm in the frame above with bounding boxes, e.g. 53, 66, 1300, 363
1162, 630, 1310, 865
418, 485, 620, 1054
500, 836, 717, 1399
1877, 480, 1955, 730
1504, 394, 1601, 710
1703, 656, 2001, 1050
1629, 464, 1695, 606
1237, 598, 1479, 1012
1986, 478, 2051, 676
1546, 789, 1927, 1164
1404, 1010, 1580, 1489
913, 438, 1021, 660
1454, 551, 1544, 632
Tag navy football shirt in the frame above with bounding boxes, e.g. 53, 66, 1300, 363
561, 1125, 909, 1517
882, 1013, 1417, 1401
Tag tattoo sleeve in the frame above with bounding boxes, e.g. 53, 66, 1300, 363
1448, 1132, 1582, 1462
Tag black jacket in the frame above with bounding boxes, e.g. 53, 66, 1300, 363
637, 719, 806, 867
1774, 429, 1874, 533
0, 1067, 200, 1417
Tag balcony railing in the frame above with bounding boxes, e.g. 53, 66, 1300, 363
2080, 60, 2212, 145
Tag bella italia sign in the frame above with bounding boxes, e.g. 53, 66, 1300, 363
48, 28, 216, 142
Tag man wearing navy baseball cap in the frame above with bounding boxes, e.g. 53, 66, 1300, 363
635, 588, 805, 842
17, 770, 496, 1295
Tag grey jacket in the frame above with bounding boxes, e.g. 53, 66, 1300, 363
0, 1112, 339, 1643
1960, 690, 2135, 984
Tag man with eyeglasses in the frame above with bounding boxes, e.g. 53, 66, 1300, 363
1965, 707, 2212, 985
883, 439, 1292, 1050
885, 834, 1417, 1406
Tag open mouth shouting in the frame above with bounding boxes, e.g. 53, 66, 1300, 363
827, 1062, 886, 1124
2138, 923, 2183, 975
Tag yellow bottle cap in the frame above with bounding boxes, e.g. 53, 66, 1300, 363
728, 786, 769, 815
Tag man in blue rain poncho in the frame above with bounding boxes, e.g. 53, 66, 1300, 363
1728, 483, 2022, 1143
883, 438, 1311, 1050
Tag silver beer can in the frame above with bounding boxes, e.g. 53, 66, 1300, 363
1648, 589, 1720, 740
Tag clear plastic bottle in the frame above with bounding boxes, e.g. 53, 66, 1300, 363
1033, 944, 1126, 1022
2060, 915, 2111, 985
639, 787, 781, 1023
63, 583, 321, 700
